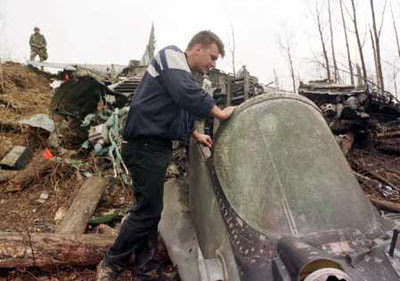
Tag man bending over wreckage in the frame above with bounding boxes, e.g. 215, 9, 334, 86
97, 30, 236, 281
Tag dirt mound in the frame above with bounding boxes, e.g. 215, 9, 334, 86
0, 62, 53, 122
0, 62, 54, 161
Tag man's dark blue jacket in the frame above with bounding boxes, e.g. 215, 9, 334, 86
123, 45, 215, 141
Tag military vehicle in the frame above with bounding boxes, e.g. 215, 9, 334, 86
159, 93, 400, 281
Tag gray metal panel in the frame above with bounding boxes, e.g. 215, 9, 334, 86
159, 179, 200, 281
189, 141, 241, 281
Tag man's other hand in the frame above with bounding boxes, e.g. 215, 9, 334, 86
192, 131, 213, 148
196, 133, 213, 148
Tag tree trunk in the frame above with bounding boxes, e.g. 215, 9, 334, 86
370, 29, 379, 86
230, 23, 236, 77
328, 0, 339, 82
0, 232, 114, 268
350, 0, 368, 85
288, 46, 296, 93
339, 0, 354, 85
393, 67, 399, 97
316, 3, 331, 82
56, 177, 107, 234
368, 197, 400, 213
370, 0, 385, 92
278, 34, 297, 93
391, 2, 400, 60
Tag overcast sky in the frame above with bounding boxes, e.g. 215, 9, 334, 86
1, 0, 399, 93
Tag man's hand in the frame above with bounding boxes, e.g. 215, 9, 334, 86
192, 130, 213, 148
210, 105, 237, 121
221, 106, 236, 121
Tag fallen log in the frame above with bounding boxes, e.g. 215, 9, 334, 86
368, 196, 400, 213
375, 130, 400, 139
375, 144, 400, 156
56, 176, 107, 234
2, 150, 53, 192
0, 232, 114, 268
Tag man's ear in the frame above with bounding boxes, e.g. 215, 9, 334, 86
192, 44, 203, 55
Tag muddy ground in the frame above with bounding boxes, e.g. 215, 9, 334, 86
0, 62, 180, 280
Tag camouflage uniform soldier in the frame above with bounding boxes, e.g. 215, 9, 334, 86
29, 27, 48, 62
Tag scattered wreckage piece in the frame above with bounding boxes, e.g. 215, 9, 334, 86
25, 60, 126, 79
83, 107, 130, 179
298, 81, 400, 149
0, 232, 115, 268
50, 76, 124, 146
108, 76, 142, 101
159, 179, 204, 281
298, 82, 370, 136
163, 93, 400, 281
49, 74, 130, 180
2, 149, 53, 192
89, 210, 117, 226
202, 67, 265, 110
0, 145, 30, 170
56, 177, 107, 234
18, 113, 55, 133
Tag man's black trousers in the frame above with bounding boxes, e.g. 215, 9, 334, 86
105, 137, 172, 270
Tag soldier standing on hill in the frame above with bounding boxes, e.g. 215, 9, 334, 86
29, 27, 48, 62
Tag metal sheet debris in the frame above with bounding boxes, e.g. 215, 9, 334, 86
19, 113, 55, 132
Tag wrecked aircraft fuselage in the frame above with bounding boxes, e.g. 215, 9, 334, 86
184, 93, 400, 281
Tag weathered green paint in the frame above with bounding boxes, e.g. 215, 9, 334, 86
213, 93, 384, 239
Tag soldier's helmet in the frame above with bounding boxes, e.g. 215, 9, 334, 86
34, 27, 40, 32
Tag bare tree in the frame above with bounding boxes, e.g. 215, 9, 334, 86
370, 29, 379, 85
229, 23, 236, 77
315, 2, 331, 82
370, 0, 387, 91
350, 0, 368, 85
278, 33, 296, 93
328, 0, 339, 82
339, 0, 354, 85
392, 66, 399, 97
390, 1, 400, 59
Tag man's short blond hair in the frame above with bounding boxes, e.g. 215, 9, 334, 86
187, 30, 225, 58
